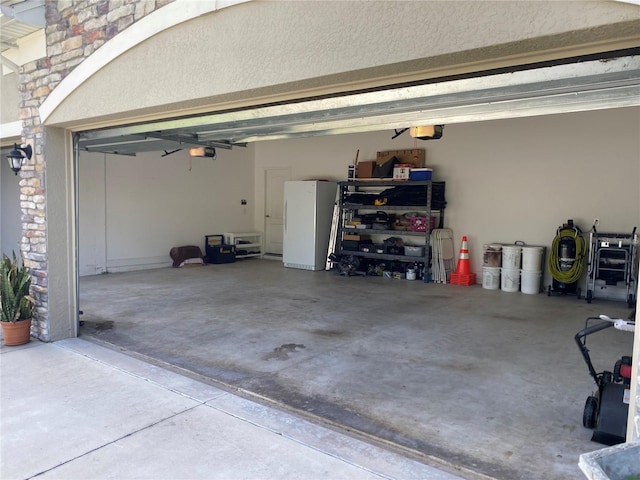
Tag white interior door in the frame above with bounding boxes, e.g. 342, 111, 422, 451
264, 167, 291, 255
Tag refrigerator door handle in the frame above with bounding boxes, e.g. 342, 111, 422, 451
284, 202, 287, 233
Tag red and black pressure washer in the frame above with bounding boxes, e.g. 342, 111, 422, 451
574, 315, 635, 446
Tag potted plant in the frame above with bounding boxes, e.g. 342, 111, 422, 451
1, 251, 35, 346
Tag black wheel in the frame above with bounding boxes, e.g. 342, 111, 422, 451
586, 290, 592, 304
576, 287, 581, 300
547, 285, 552, 296
583, 395, 598, 429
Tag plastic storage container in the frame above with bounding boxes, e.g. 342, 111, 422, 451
501, 268, 520, 292
205, 235, 224, 247
483, 244, 502, 267
409, 216, 436, 232
404, 246, 425, 257
521, 246, 545, 272
521, 270, 542, 294
502, 244, 522, 269
409, 168, 433, 180
482, 266, 501, 290
206, 244, 236, 264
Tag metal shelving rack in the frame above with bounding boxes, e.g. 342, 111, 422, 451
585, 227, 638, 306
334, 180, 443, 279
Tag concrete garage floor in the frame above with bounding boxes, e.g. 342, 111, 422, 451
79, 259, 635, 480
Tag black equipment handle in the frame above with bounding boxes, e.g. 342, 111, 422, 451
575, 317, 614, 384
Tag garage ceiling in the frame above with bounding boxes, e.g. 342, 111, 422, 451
77, 52, 640, 156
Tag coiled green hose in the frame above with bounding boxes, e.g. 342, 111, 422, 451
548, 228, 587, 284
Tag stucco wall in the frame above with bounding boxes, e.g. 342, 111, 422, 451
1, 72, 20, 125
44, 0, 640, 128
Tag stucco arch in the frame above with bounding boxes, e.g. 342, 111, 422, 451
42, 0, 640, 130
39, 0, 250, 125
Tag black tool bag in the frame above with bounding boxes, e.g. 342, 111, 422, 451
376, 182, 446, 208
346, 182, 446, 209
345, 193, 377, 205
373, 156, 399, 178
361, 211, 389, 223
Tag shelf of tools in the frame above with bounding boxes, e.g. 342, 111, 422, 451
332, 180, 446, 281
585, 224, 638, 307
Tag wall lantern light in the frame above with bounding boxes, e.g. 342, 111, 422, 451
6, 143, 32, 175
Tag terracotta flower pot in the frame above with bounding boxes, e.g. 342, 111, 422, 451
1, 319, 32, 346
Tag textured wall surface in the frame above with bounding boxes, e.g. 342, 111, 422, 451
44, 0, 640, 127
1, 72, 20, 125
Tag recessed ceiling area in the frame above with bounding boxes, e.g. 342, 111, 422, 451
0, 0, 45, 72
76, 53, 640, 156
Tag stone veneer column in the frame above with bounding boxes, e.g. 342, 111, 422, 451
17, 0, 174, 341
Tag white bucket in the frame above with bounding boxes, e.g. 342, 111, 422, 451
483, 244, 502, 267
501, 245, 522, 269
521, 246, 545, 272
521, 270, 542, 294
482, 266, 501, 290
501, 268, 520, 292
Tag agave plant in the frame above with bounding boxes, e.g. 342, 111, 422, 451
0, 252, 35, 323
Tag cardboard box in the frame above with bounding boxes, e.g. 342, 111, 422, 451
376, 149, 425, 169
356, 161, 376, 178
343, 234, 371, 241
410, 216, 436, 232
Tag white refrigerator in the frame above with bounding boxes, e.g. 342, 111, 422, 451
283, 181, 337, 270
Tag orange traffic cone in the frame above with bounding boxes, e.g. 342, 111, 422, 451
455, 235, 471, 275
450, 235, 476, 286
